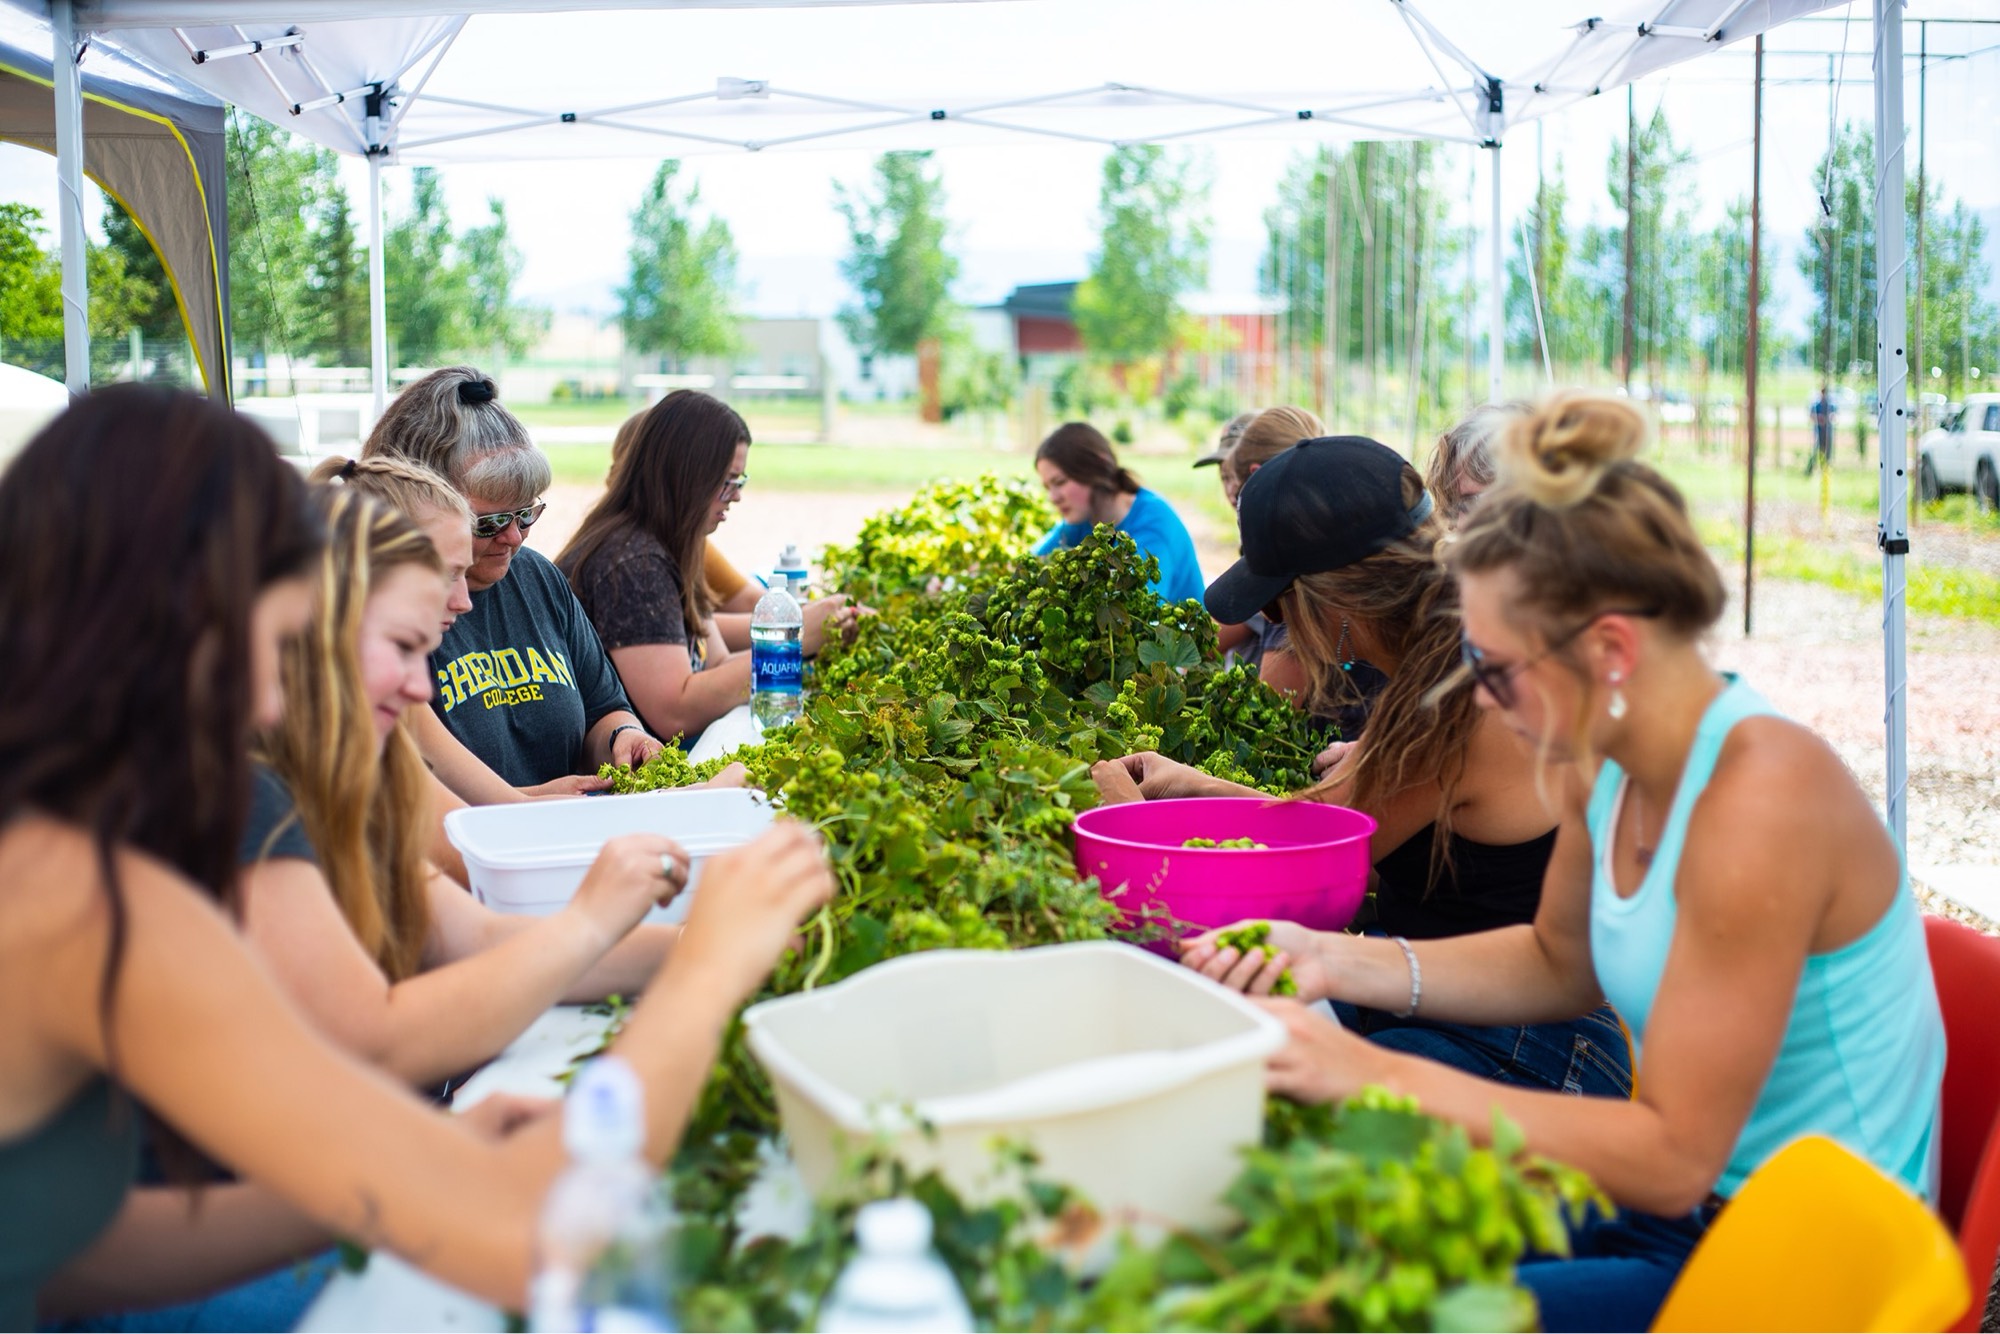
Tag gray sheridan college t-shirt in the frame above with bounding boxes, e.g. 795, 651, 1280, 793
429, 547, 634, 787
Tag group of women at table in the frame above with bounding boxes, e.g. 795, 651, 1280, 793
1088, 396, 1945, 1330
0, 369, 1948, 1334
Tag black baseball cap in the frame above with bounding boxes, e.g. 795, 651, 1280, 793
1203, 435, 1434, 624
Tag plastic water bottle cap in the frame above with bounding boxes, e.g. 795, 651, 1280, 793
854, 1198, 933, 1257
563, 1056, 646, 1162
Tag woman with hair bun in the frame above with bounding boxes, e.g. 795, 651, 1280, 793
1032, 421, 1205, 605
1202, 391, 1944, 1332
362, 367, 667, 801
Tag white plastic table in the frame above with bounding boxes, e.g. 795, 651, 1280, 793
296, 1006, 812, 1332
687, 704, 762, 766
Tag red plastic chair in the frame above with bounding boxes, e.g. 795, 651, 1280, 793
1923, 915, 2000, 1331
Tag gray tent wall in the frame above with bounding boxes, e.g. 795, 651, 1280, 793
0, 36, 230, 399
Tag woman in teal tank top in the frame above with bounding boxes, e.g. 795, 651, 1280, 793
1204, 391, 1945, 1333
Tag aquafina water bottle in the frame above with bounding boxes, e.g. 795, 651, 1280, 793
750, 582, 804, 732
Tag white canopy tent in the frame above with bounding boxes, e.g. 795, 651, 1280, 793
7, 0, 1914, 848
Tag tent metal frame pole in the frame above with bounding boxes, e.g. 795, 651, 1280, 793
52, 0, 90, 395
1487, 140, 1502, 403
1870, 0, 1910, 852
1744, 33, 1763, 638
368, 154, 388, 416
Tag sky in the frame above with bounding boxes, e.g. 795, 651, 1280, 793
3, 3, 1998, 347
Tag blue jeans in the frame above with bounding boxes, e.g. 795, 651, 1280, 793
48, 1251, 338, 1333
1517, 1202, 1715, 1332
1332, 998, 1635, 1099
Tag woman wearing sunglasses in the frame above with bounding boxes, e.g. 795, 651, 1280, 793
0, 387, 835, 1326
557, 391, 856, 747
363, 368, 667, 802
1184, 395, 1944, 1332
1093, 435, 1631, 1099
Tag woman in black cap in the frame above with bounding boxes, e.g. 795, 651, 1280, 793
1092, 434, 1631, 1098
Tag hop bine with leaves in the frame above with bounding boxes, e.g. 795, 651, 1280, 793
579, 476, 1599, 1331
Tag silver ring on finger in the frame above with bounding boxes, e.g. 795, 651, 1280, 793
659, 853, 684, 885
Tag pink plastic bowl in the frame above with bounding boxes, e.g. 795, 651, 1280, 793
1072, 797, 1377, 953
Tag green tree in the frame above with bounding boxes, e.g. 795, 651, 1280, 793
385, 167, 472, 366
1609, 107, 1698, 382
1506, 161, 1598, 370
1910, 178, 1999, 398
1263, 141, 1465, 418
617, 160, 741, 369
304, 186, 369, 367
835, 152, 959, 358
99, 201, 179, 341
1074, 145, 1209, 367
458, 198, 544, 364
1798, 122, 1875, 387
0, 203, 61, 351
226, 112, 338, 367
1694, 197, 1772, 380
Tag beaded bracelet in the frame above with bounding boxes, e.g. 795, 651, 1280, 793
1390, 935, 1423, 1018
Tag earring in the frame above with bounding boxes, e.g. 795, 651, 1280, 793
1608, 670, 1628, 721
1335, 618, 1355, 673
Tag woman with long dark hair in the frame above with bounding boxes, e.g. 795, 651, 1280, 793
0, 387, 832, 1324
1033, 421, 1204, 606
558, 390, 854, 743
1093, 435, 1631, 1098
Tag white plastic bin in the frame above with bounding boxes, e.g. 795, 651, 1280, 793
742, 942, 1285, 1231
443, 788, 772, 924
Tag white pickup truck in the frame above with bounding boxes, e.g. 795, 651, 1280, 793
1918, 394, 2000, 510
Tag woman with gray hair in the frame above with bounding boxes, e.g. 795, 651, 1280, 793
364, 367, 666, 802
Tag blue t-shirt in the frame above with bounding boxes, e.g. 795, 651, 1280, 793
1034, 488, 1205, 607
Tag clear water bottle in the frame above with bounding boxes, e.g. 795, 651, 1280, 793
530, 1058, 676, 1333
750, 582, 804, 732
775, 543, 811, 601
817, 1199, 972, 1334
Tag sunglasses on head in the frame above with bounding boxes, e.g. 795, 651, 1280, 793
1459, 606, 1660, 709
470, 501, 547, 540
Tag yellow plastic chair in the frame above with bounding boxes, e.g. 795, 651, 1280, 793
1652, 1135, 1969, 1332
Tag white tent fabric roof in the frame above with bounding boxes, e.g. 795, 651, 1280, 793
28, 0, 1841, 164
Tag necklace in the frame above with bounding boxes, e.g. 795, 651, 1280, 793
1630, 785, 1657, 868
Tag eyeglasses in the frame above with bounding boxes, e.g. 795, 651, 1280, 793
1460, 607, 1659, 710
469, 501, 547, 540
718, 473, 750, 500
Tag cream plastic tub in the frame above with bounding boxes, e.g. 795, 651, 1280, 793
443, 788, 772, 924
742, 941, 1285, 1231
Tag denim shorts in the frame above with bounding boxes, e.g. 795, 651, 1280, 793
1331, 998, 1636, 1100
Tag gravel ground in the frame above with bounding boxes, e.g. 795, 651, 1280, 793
533, 483, 2000, 928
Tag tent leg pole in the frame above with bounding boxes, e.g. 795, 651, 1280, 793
52, 0, 90, 396
1871, 0, 1909, 853
368, 154, 388, 418
1487, 140, 1503, 404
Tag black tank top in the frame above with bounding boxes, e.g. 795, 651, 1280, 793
1366, 823, 1557, 940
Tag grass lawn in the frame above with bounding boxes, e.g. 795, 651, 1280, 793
538, 428, 1993, 624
